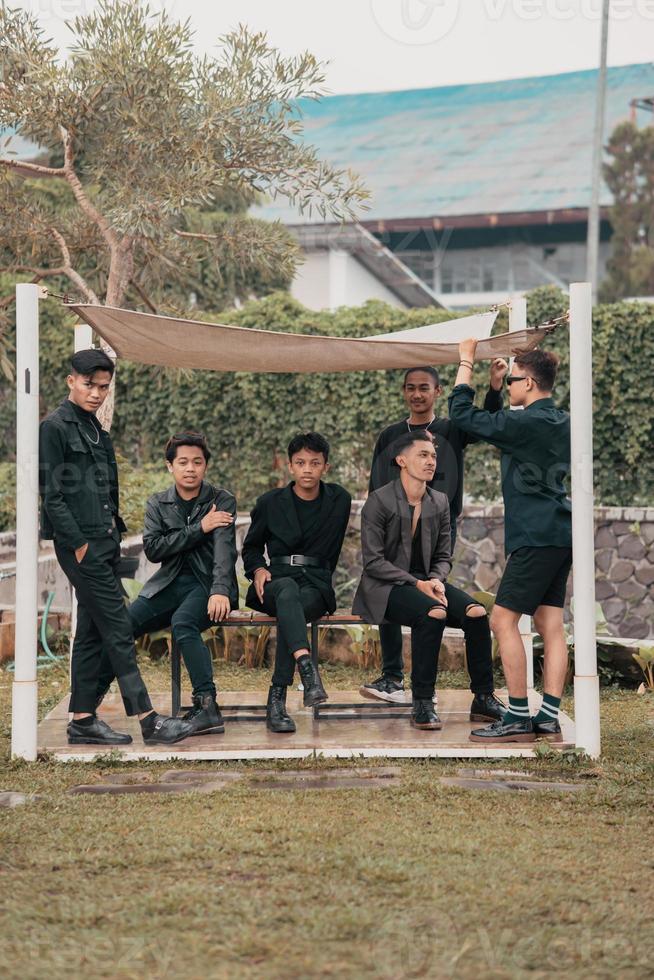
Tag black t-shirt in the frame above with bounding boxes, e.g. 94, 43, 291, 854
368, 387, 503, 519
175, 491, 199, 576
409, 511, 424, 578
292, 490, 322, 541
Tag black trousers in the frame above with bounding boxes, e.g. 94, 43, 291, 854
95, 572, 216, 702
381, 578, 494, 695
259, 576, 327, 687
55, 531, 152, 716
384, 585, 447, 700
379, 517, 457, 682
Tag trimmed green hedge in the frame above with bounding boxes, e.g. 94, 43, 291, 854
0, 283, 652, 532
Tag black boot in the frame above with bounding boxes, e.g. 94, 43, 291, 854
296, 655, 328, 707
411, 698, 442, 730
470, 692, 507, 722
183, 693, 225, 735
266, 685, 296, 733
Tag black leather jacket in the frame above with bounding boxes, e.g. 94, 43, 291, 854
140, 481, 238, 604
39, 399, 127, 549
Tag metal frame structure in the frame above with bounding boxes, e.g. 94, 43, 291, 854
10, 281, 601, 759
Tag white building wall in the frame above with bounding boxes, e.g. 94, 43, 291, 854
291, 249, 406, 311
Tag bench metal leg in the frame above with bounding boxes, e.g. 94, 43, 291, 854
311, 621, 321, 722
171, 640, 181, 717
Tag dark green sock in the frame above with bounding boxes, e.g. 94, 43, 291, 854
503, 696, 530, 726
533, 693, 561, 725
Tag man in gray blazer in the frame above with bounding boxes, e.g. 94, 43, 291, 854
353, 430, 505, 729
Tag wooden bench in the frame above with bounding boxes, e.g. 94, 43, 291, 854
170, 611, 415, 722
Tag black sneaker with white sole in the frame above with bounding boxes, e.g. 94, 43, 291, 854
359, 675, 408, 704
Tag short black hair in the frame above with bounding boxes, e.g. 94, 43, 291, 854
70, 349, 115, 377
403, 366, 440, 386
514, 349, 560, 391
287, 431, 330, 462
164, 431, 211, 464
391, 429, 435, 465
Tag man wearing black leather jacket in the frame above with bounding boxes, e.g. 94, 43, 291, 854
97, 430, 238, 736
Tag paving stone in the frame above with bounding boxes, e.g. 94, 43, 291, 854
0, 792, 41, 808
439, 777, 585, 793
642, 524, 654, 545
246, 766, 403, 791
69, 779, 231, 796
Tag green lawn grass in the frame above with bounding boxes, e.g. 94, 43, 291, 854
1, 660, 652, 979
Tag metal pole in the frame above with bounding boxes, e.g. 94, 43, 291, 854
570, 282, 600, 758
68, 322, 92, 665
585, 0, 610, 301
508, 296, 535, 690
11, 284, 41, 760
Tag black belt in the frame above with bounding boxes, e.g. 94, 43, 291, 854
270, 554, 329, 570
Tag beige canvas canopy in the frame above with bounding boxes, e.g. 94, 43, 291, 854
67, 305, 557, 373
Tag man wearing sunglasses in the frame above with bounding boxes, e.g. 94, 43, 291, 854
449, 342, 572, 744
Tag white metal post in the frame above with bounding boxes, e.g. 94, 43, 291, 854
569, 283, 601, 757
11, 284, 41, 760
508, 296, 535, 690
68, 323, 92, 659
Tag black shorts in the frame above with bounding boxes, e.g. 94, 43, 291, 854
495, 546, 572, 616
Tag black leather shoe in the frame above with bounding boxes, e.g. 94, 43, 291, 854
142, 714, 194, 745
183, 693, 225, 735
296, 656, 328, 707
266, 685, 296, 733
411, 698, 442, 730
469, 717, 535, 743
67, 717, 132, 745
532, 717, 562, 741
470, 692, 507, 722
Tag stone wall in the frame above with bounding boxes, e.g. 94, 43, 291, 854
0, 505, 651, 642
341, 502, 654, 640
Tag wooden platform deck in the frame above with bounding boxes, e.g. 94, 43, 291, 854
39, 689, 576, 761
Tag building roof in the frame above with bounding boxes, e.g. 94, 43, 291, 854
257, 63, 654, 225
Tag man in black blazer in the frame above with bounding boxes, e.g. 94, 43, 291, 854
242, 433, 352, 733
353, 430, 505, 729
95, 431, 238, 736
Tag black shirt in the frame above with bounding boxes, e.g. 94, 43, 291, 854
175, 491, 200, 576
368, 387, 503, 519
448, 385, 572, 553
409, 510, 424, 578
292, 490, 323, 540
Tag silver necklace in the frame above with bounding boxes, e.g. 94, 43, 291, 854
83, 421, 100, 445
406, 415, 435, 431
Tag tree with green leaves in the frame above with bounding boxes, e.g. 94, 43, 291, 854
601, 120, 654, 301
0, 0, 368, 422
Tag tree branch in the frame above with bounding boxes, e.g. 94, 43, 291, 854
60, 125, 119, 254
0, 157, 66, 178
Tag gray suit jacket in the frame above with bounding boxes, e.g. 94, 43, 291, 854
352, 479, 452, 624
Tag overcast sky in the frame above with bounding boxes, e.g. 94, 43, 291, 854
16, 0, 654, 94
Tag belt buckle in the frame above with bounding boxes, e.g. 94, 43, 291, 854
289, 554, 301, 566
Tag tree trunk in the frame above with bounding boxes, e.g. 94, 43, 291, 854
96, 244, 134, 431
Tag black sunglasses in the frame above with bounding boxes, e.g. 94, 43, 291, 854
506, 375, 530, 386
